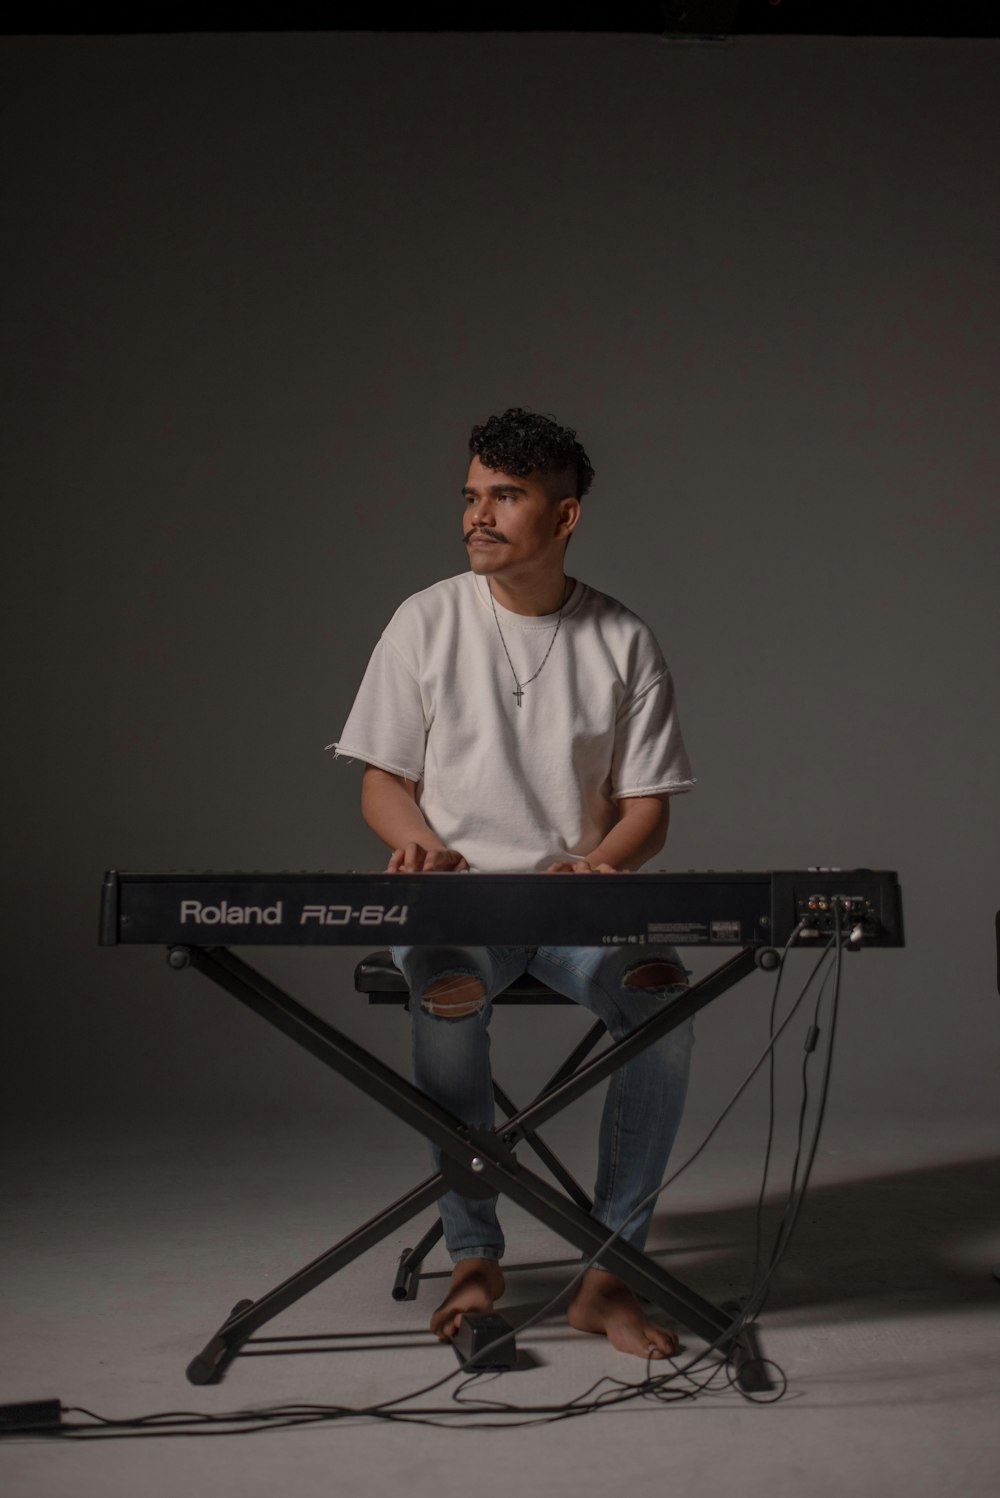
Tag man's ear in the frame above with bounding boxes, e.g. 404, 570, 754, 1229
556, 496, 581, 538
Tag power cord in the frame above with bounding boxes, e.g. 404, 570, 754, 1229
7, 922, 849, 1438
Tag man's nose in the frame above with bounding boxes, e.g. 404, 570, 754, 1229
469, 498, 495, 527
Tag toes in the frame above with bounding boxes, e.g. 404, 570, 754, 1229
430, 1310, 460, 1340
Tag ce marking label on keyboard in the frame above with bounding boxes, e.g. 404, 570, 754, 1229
299, 904, 409, 927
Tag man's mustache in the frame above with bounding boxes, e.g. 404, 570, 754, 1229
465, 527, 508, 544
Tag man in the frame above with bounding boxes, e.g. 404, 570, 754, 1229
332, 407, 696, 1359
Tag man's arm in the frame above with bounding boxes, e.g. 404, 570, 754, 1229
545, 794, 670, 873
361, 765, 469, 871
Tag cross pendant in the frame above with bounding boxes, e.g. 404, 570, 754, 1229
512, 684, 524, 707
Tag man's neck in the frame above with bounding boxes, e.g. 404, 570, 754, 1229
486, 570, 572, 617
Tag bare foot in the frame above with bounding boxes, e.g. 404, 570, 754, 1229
566, 1268, 679, 1359
430, 1257, 506, 1341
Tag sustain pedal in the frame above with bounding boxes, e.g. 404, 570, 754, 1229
451, 1313, 517, 1370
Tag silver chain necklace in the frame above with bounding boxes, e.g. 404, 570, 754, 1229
487, 576, 571, 708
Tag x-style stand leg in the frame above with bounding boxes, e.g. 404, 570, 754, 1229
392, 1031, 605, 1302
168, 943, 772, 1391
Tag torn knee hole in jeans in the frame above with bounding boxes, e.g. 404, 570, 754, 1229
421, 973, 487, 1018
621, 960, 689, 992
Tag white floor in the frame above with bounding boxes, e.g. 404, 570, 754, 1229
2, 1106, 999, 1498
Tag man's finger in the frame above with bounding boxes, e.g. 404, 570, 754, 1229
401, 841, 426, 872
423, 848, 471, 872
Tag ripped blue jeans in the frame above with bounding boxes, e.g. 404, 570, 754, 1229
390, 944, 694, 1265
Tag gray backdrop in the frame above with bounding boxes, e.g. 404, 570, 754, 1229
2, 32, 998, 1139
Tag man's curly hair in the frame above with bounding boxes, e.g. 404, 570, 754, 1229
468, 407, 595, 498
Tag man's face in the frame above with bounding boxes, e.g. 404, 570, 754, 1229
462, 456, 578, 577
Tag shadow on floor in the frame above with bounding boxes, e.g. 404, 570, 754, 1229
464, 1153, 1000, 1327
208, 1154, 1000, 1392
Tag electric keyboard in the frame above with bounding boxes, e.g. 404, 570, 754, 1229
100, 869, 904, 949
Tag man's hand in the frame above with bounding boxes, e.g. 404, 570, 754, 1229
543, 798, 670, 873
543, 859, 620, 874
387, 843, 470, 872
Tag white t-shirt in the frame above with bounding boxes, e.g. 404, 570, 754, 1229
329, 572, 695, 872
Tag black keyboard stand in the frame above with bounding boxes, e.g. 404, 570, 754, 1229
168, 941, 773, 1392
387, 1000, 607, 1301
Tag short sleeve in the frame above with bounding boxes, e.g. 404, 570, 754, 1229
326, 636, 427, 782
611, 670, 695, 798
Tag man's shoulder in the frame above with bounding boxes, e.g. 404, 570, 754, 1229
380, 574, 478, 665
386, 572, 475, 626
579, 583, 660, 643
574, 583, 669, 690
396, 572, 474, 611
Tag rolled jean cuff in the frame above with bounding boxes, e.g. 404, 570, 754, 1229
450, 1247, 503, 1263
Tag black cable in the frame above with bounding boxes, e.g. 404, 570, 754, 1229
358, 920, 833, 1415
749, 937, 788, 1292
373, 918, 845, 1416
706, 911, 848, 1354
766, 955, 836, 1270
608, 923, 848, 1403
760, 905, 845, 1288
748, 935, 835, 1306
22, 920, 858, 1441
41, 928, 841, 1439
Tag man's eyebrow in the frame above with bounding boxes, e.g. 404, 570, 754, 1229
461, 483, 529, 496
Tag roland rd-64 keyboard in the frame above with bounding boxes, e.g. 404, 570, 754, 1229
100, 869, 904, 949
